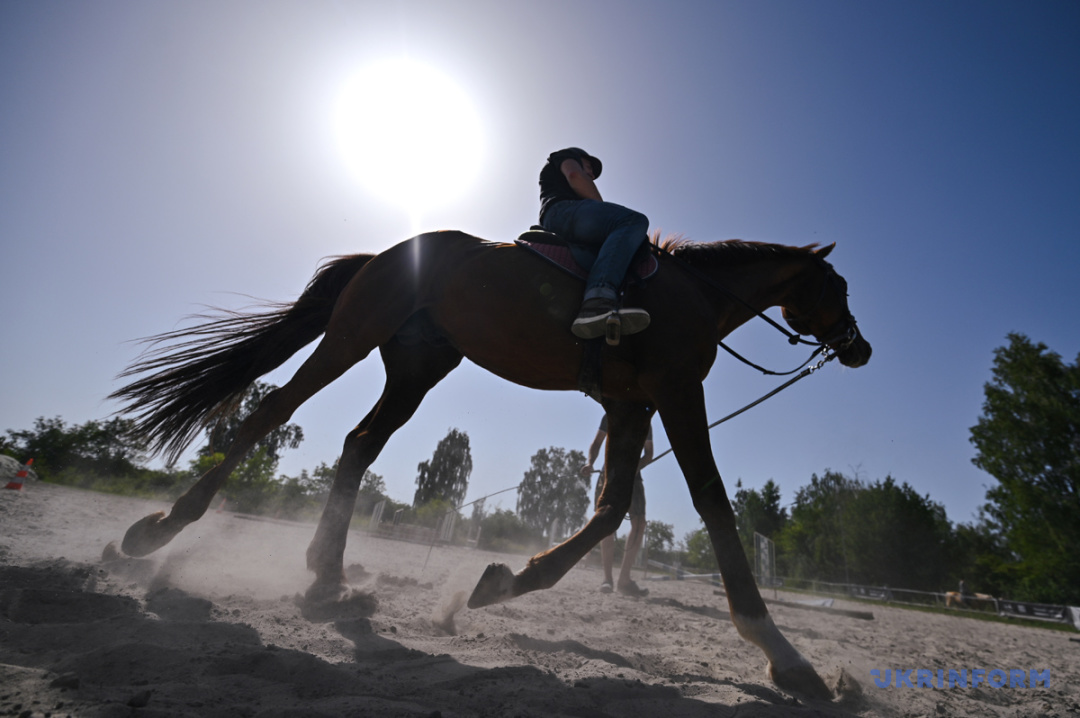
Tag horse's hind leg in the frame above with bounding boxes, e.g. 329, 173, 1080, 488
122, 297, 411, 557
121, 379, 320, 556
304, 338, 463, 602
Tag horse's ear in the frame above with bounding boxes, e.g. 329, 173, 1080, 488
814, 243, 836, 259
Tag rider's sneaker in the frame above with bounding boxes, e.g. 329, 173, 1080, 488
571, 298, 616, 339
615, 307, 650, 336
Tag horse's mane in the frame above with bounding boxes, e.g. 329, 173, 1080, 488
652, 232, 819, 265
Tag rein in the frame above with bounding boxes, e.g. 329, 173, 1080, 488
646, 351, 836, 467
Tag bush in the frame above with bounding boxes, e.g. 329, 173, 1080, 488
682, 525, 719, 573
478, 509, 544, 553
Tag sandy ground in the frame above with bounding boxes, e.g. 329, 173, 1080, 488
1, 482, 1077, 718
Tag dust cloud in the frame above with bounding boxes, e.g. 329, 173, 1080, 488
2, 482, 1077, 717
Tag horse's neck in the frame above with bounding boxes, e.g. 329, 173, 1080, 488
703, 254, 808, 321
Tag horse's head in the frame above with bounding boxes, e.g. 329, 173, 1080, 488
780, 245, 872, 368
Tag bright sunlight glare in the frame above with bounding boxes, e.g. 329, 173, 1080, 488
334, 58, 484, 215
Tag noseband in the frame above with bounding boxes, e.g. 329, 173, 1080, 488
714, 253, 858, 376
782, 256, 859, 354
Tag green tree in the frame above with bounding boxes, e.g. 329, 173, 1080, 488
478, 508, 544, 553
274, 456, 389, 521
950, 512, 1014, 598
732, 479, 788, 555
646, 520, 674, 556
414, 497, 458, 530
201, 381, 303, 462
4, 416, 147, 479
414, 428, 473, 507
843, 476, 953, 590
777, 470, 955, 590
290, 457, 385, 499
776, 470, 858, 583
969, 333, 1080, 604
0, 433, 17, 459
298, 460, 337, 494
682, 523, 719, 573
353, 466, 388, 515
516, 446, 590, 534
644, 520, 676, 566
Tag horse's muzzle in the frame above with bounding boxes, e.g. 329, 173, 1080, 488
837, 331, 871, 368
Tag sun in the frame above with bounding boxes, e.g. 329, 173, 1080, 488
334, 58, 484, 216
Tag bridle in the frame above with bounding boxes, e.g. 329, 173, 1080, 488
653, 244, 860, 377
777, 255, 860, 361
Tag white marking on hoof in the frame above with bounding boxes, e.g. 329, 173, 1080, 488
733, 612, 831, 698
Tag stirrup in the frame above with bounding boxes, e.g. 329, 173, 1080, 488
605, 308, 650, 345
605, 313, 621, 346
572, 303, 650, 346
617, 307, 650, 335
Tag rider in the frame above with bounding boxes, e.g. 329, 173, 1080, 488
538, 148, 651, 340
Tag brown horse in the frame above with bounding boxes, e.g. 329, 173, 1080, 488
111, 231, 870, 699
945, 591, 996, 609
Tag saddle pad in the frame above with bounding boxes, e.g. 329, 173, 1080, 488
515, 230, 659, 281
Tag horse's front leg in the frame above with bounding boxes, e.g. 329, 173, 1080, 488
469, 401, 651, 607
655, 383, 832, 700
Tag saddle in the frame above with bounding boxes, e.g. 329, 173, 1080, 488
515, 228, 659, 402
515, 227, 659, 282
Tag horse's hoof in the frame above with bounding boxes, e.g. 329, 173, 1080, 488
120, 512, 176, 557
299, 583, 377, 622
102, 541, 123, 562
831, 668, 863, 703
304, 581, 352, 605
467, 563, 516, 609
770, 661, 833, 700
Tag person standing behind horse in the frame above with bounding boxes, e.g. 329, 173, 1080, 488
538, 148, 651, 341
580, 413, 652, 597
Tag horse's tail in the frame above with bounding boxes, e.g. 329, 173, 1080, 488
109, 253, 375, 462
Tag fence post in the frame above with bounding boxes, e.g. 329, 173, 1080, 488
369, 499, 386, 531
438, 511, 457, 543
754, 532, 777, 599
545, 518, 558, 548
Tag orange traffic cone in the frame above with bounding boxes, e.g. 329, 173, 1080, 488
5, 458, 33, 490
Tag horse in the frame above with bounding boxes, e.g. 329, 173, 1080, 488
110, 230, 871, 700
945, 591, 996, 609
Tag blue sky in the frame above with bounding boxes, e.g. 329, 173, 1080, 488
2, 1, 1078, 546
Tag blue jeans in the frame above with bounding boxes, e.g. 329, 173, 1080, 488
541, 199, 649, 302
